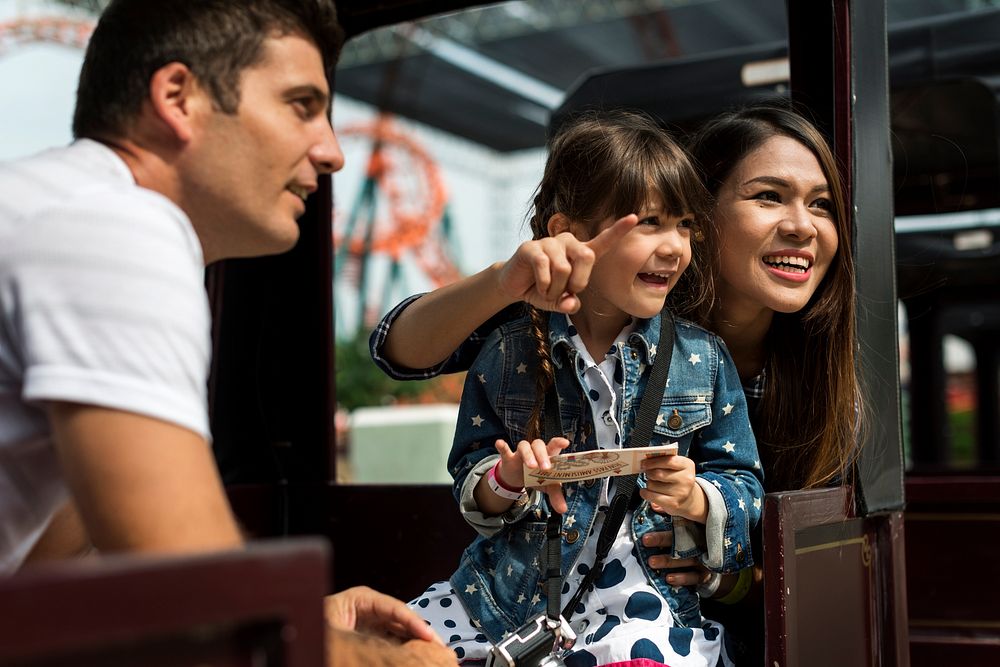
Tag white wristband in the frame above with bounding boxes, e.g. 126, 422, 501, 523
487, 465, 526, 501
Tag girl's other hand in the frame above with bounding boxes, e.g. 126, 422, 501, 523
639, 454, 708, 523
498, 214, 637, 313
495, 437, 571, 514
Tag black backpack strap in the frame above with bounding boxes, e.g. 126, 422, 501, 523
560, 312, 674, 620
539, 313, 676, 623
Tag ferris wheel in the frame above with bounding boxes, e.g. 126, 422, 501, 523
2, 14, 461, 336
333, 114, 461, 334
0, 14, 94, 55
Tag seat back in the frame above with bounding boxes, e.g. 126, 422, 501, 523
0, 538, 328, 667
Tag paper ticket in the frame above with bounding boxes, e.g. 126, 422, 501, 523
523, 444, 679, 485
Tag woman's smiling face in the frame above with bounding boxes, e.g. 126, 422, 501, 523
713, 134, 839, 317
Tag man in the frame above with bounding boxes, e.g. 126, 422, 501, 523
0, 1, 455, 665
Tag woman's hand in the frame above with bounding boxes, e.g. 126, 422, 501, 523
640, 454, 708, 523
641, 530, 712, 588
495, 437, 571, 513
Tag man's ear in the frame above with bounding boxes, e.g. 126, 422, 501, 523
547, 212, 572, 237
147, 62, 206, 144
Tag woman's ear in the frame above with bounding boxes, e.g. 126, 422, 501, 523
547, 213, 572, 237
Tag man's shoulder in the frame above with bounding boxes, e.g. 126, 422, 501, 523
1, 142, 200, 267
1, 141, 180, 225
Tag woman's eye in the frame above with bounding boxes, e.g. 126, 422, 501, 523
811, 197, 833, 212
753, 190, 781, 203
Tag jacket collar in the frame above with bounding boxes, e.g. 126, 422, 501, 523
547, 312, 663, 366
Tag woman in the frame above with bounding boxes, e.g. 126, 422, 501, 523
368, 104, 862, 660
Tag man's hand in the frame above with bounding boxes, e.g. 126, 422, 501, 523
327, 630, 458, 667
325, 586, 444, 645
325, 587, 457, 667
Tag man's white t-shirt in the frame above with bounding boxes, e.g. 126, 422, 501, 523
0, 140, 211, 572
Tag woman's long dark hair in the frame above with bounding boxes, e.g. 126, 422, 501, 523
523, 110, 709, 440
686, 105, 862, 490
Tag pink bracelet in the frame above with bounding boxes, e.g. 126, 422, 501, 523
488, 462, 525, 500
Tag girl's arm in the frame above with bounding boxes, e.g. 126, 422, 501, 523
682, 339, 765, 573
446, 330, 540, 536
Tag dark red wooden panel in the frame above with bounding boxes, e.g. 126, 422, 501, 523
764, 487, 908, 667
0, 539, 328, 667
906, 475, 1000, 666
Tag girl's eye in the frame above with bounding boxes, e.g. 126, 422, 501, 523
639, 215, 660, 226
679, 218, 696, 229
753, 190, 781, 203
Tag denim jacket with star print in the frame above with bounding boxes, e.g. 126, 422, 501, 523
444, 311, 764, 644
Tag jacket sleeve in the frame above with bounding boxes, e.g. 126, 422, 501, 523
369, 294, 522, 380
447, 328, 537, 537
688, 337, 765, 573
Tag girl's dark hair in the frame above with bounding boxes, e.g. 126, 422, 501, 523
73, 0, 342, 140
523, 110, 710, 440
687, 104, 862, 490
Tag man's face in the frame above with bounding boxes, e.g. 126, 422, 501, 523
184, 32, 344, 262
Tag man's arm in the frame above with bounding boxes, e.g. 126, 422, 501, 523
22, 499, 93, 565
48, 402, 242, 555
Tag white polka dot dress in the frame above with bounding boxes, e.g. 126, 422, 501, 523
411, 318, 734, 666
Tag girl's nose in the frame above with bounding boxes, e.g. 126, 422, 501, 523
656, 229, 686, 259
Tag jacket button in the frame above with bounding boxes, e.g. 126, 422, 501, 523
736, 543, 745, 563
667, 409, 683, 429
584, 479, 596, 488
565, 529, 581, 544
630, 350, 638, 360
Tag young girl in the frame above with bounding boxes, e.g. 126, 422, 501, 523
410, 112, 763, 667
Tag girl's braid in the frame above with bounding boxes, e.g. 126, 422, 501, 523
523, 182, 558, 441
525, 304, 555, 441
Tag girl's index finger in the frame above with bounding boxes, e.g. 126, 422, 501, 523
586, 214, 638, 258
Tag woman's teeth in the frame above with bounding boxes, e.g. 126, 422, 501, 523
763, 255, 810, 273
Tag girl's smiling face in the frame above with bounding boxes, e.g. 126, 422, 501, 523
713, 135, 839, 318
576, 200, 694, 324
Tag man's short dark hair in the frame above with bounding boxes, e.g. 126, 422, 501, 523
72, 0, 343, 140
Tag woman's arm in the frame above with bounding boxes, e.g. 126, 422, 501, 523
685, 339, 765, 572
373, 216, 638, 374
379, 263, 519, 372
